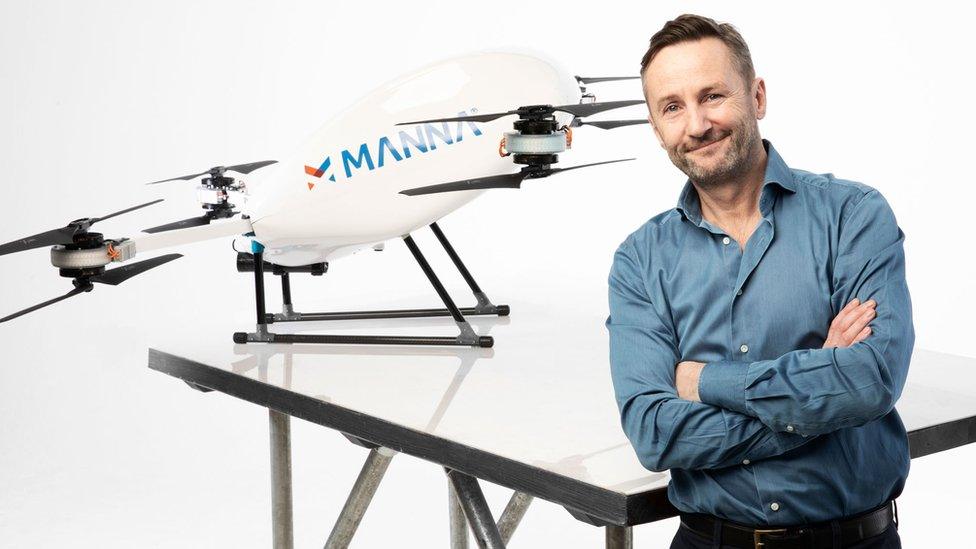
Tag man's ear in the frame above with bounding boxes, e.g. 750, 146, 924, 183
753, 77, 767, 120
648, 113, 666, 149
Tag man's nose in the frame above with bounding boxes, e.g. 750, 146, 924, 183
686, 104, 713, 140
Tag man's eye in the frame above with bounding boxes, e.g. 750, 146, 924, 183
705, 93, 721, 102
664, 104, 678, 114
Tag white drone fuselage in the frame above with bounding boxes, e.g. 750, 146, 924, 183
235, 51, 581, 267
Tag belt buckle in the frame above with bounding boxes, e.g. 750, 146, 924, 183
753, 527, 788, 548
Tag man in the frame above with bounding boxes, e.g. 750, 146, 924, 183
606, 14, 914, 549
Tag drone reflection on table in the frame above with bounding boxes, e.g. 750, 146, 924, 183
228, 319, 498, 433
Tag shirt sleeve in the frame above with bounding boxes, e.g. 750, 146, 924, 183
698, 190, 915, 437
607, 237, 814, 473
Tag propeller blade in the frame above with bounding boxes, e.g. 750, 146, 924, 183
0, 226, 78, 256
0, 199, 164, 257
0, 283, 92, 323
142, 215, 213, 234
578, 119, 648, 130
147, 170, 213, 185
399, 158, 635, 197
546, 158, 636, 175
395, 110, 517, 126
575, 76, 640, 84
553, 99, 645, 118
147, 160, 277, 184
399, 171, 528, 196
90, 254, 182, 286
396, 100, 644, 126
225, 160, 278, 174
91, 198, 165, 224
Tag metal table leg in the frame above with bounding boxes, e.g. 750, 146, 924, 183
446, 469, 506, 549
605, 525, 632, 549
497, 492, 533, 545
269, 409, 294, 549
449, 478, 470, 549
323, 447, 396, 549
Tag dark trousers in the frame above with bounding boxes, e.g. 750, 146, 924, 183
669, 522, 901, 549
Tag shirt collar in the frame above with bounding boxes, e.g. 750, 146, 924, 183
676, 139, 796, 226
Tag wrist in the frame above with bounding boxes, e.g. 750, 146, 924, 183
698, 360, 751, 414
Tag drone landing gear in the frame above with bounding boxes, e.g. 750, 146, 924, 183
232, 223, 505, 348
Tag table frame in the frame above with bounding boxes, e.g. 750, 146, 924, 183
150, 349, 976, 549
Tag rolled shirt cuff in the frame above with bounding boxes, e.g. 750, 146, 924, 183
698, 360, 750, 414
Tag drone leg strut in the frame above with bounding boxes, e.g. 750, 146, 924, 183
243, 249, 272, 342
267, 223, 509, 323
280, 272, 296, 318
401, 233, 485, 346
233, 244, 493, 347
429, 222, 505, 316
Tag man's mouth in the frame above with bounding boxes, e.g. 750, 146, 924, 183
687, 134, 729, 153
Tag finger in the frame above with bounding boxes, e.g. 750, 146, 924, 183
829, 299, 860, 329
836, 300, 876, 332
852, 326, 872, 345
850, 306, 876, 332
834, 297, 861, 320
842, 307, 876, 341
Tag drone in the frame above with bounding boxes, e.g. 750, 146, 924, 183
0, 52, 646, 348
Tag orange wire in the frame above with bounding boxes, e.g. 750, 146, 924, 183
560, 126, 573, 148
498, 136, 509, 157
106, 242, 120, 261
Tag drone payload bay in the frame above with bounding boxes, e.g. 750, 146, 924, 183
0, 53, 648, 348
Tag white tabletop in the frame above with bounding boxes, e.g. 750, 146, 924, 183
149, 297, 976, 501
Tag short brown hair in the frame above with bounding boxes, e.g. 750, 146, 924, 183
640, 14, 755, 87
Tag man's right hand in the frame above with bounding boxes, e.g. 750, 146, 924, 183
822, 298, 876, 349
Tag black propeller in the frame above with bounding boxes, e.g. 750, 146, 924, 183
0, 199, 164, 257
143, 215, 212, 234
574, 76, 640, 85
0, 281, 93, 324
395, 100, 645, 126
575, 119, 648, 130
89, 253, 182, 285
0, 253, 182, 323
399, 158, 634, 196
148, 160, 278, 185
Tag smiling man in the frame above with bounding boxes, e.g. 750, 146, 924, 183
606, 14, 914, 549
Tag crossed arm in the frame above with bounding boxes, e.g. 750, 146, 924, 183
607, 190, 914, 473
675, 297, 878, 402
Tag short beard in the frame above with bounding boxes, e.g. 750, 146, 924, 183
667, 121, 761, 191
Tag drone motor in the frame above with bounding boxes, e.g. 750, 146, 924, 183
0, 199, 180, 323
498, 105, 571, 166
143, 160, 277, 234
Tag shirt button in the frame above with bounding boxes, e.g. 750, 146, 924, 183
722, 236, 731, 245
740, 344, 749, 353
770, 502, 780, 512
736, 289, 743, 296
786, 425, 795, 433
742, 459, 751, 465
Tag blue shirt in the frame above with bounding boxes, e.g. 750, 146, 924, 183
606, 139, 914, 526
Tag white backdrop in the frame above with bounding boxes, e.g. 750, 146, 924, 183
1, 1, 974, 547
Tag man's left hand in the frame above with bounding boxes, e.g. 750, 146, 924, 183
676, 361, 706, 401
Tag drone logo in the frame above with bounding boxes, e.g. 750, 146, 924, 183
305, 157, 335, 189
305, 109, 482, 190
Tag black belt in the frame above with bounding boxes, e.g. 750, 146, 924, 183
679, 500, 895, 549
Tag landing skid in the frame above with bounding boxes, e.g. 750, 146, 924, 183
233, 223, 506, 348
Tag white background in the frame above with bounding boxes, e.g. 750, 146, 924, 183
1, 1, 974, 547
